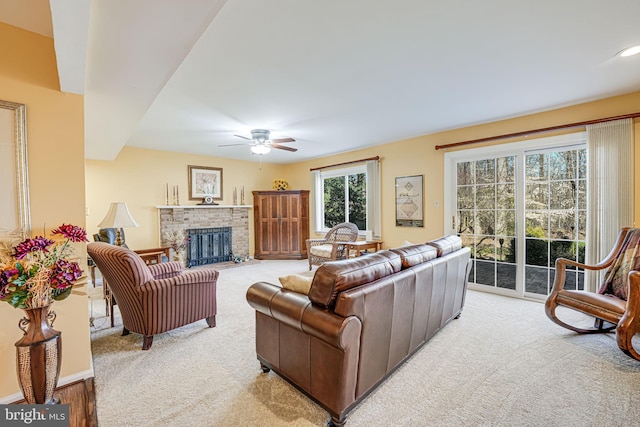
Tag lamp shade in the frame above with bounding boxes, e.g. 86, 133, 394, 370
97, 202, 139, 228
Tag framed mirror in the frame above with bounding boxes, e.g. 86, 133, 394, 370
0, 100, 30, 239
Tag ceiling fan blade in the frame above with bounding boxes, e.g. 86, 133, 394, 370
233, 134, 252, 140
218, 143, 249, 147
271, 137, 295, 143
272, 144, 297, 152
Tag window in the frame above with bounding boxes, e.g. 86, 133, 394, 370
322, 167, 366, 230
312, 159, 381, 237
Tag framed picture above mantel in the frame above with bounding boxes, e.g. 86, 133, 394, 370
188, 165, 223, 201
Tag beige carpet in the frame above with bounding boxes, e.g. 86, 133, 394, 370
90, 260, 640, 426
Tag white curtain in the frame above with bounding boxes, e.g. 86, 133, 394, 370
366, 159, 382, 239
311, 170, 323, 232
586, 118, 634, 291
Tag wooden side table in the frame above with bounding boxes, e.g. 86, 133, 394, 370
135, 247, 171, 265
346, 241, 384, 258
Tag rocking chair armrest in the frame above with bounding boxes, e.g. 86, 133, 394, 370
553, 228, 637, 277
550, 256, 615, 296
555, 256, 618, 271
550, 258, 588, 295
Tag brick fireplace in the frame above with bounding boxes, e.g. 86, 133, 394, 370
157, 206, 250, 265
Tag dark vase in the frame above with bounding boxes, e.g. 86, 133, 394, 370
15, 305, 62, 404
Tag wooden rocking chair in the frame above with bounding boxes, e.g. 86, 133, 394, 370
545, 227, 640, 361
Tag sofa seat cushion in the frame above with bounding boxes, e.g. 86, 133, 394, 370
426, 235, 462, 257
308, 250, 402, 308
279, 274, 314, 295
310, 244, 334, 258
389, 244, 438, 268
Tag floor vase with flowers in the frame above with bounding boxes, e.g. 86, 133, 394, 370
15, 305, 62, 404
1, 223, 87, 405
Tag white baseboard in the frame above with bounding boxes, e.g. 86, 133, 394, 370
0, 368, 94, 404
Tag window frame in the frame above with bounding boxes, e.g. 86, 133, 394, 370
444, 132, 587, 300
314, 164, 368, 235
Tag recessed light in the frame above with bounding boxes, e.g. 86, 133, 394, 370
618, 44, 640, 57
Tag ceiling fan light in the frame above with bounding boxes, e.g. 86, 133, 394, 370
251, 144, 271, 155
618, 44, 640, 57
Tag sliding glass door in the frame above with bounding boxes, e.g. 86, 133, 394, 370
444, 133, 587, 299
524, 148, 587, 295
457, 156, 517, 290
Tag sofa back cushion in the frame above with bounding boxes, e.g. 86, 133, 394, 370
389, 244, 438, 269
426, 235, 462, 257
308, 250, 402, 308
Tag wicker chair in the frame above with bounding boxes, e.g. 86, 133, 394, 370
87, 242, 218, 350
306, 222, 359, 270
545, 227, 640, 361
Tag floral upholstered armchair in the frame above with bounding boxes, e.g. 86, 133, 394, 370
306, 222, 359, 270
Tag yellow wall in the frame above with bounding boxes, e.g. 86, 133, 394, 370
85, 147, 285, 251
283, 91, 640, 248
87, 91, 640, 255
0, 23, 90, 400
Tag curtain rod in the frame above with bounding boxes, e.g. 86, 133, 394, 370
310, 156, 380, 172
435, 112, 640, 151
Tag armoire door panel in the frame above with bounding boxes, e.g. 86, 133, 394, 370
280, 221, 291, 252
253, 190, 309, 260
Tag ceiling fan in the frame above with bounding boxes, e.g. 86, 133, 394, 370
218, 129, 297, 154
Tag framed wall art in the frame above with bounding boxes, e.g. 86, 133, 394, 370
0, 100, 30, 239
395, 175, 423, 227
188, 165, 223, 200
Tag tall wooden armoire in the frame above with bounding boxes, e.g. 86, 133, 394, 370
252, 190, 309, 260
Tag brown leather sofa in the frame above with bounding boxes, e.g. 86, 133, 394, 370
246, 236, 471, 426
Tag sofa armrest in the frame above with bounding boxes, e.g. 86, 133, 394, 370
147, 261, 184, 279
135, 268, 218, 335
247, 281, 361, 349
140, 268, 219, 292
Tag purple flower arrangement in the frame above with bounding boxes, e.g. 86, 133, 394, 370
0, 224, 87, 309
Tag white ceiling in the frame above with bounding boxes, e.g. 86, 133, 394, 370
2, 0, 640, 164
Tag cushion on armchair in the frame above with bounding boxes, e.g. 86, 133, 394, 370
309, 244, 335, 258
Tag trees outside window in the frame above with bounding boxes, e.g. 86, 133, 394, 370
323, 171, 366, 230
446, 132, 587, 299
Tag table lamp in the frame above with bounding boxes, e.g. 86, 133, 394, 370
97, 202, 139, 246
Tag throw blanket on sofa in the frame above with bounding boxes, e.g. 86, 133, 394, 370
599, 228, 640, 300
